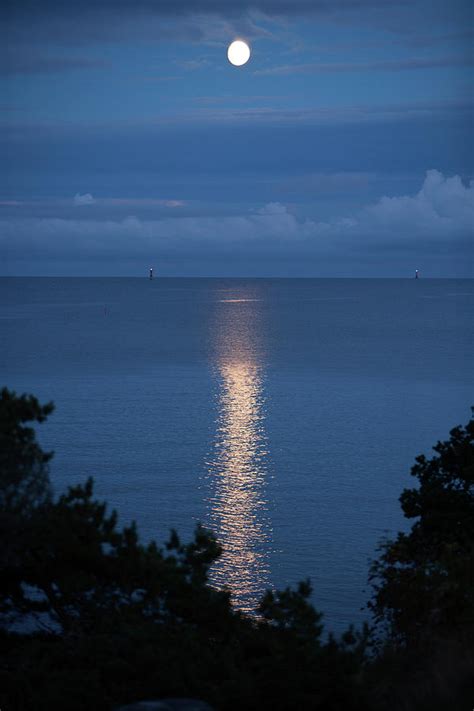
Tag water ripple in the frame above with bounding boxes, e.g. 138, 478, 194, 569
206, 299, 271, 613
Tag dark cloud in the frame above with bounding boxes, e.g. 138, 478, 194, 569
255, 54, 474, 76
400, 29, 474, 48
3, 97, 470, 140
0, 54, 110, 76
1, 101, 471, 202
0, 105, 25, 112
0, 1, 405, 19
277, 172, 375, 195
1, 9, 268, 55
176, 58, 213, 71
2, 0, 470, 48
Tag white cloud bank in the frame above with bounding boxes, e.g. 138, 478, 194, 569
361, 170, 473, 239
2, 171, 473, 274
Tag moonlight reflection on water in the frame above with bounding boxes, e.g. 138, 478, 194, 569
206, 296, 272, 613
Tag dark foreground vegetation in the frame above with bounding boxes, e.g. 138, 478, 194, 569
1, 388, 473, 710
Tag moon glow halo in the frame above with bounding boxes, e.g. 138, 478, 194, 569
227, 40, 251, 66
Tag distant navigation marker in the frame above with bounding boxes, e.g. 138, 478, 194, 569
149, 268, 153, 280
415, 269, 419, 279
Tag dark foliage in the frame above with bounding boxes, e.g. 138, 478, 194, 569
0, 389, 368, 711
2, 388, 473, 711
0, 387, 53, 515
369, 412, 474, 645
367, 411, 474, 710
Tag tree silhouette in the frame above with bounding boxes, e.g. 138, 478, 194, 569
2, 388, 473, 710
0, 389, 367, 711
366, 411, 474, 711
369, 411, 474, 647
0, 387, 53, 515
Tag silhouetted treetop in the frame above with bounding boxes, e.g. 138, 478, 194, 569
0, 387, 54, 515
369, 410, 474, 646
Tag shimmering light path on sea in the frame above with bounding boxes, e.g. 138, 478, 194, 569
206, 292, 272, 613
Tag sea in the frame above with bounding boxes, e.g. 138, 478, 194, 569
1, 277, 472, 633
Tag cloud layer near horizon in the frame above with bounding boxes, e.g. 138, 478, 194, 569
1, 171, 472, 276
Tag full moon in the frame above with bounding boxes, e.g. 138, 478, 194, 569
227, 40, 251, 67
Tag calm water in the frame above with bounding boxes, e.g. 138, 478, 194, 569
1, 278, 472, 630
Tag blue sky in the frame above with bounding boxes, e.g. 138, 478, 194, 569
1, 0, 473, 276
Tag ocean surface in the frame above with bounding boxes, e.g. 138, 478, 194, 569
1, 277, 472, 631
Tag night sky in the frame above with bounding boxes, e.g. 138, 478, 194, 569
1, 0, 473, 276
